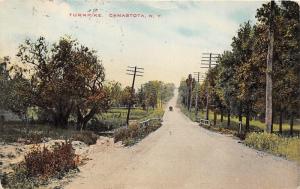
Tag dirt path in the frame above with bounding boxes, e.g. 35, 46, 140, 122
65, 91, 299, 189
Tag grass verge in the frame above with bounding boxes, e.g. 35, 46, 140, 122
245, 132, 300, 163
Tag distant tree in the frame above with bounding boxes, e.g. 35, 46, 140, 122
185, 74, 196, 111
120, 86, 136, 107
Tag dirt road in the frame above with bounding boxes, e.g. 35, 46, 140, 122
66, 92, 299, 189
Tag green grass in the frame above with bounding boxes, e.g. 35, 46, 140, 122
245, 132, 300, 163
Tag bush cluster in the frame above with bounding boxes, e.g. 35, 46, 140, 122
24, 141, 77, 178
2, 141, 78, 189
114, 120, 161, 146
245, 132, 300, 162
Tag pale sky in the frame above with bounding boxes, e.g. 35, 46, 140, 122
0, 0, 265, 87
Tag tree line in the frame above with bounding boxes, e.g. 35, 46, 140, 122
0, 36, 174, 130
179, 1, 300, 135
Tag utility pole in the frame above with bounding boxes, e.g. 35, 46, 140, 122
193, 72, 205, 119
265, 0, 274, 133
201, 53, 219, 120
126, 66, 144, 126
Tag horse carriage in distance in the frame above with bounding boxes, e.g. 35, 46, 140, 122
169, 106, 173, 111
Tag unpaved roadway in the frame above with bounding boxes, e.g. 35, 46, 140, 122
66, 91, 299, 189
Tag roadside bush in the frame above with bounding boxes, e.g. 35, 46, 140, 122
114, 120, 162, 146
245, 132, 300, 162
72, 131, 98, 145
24, 141, 77, 178
2, 141, 78, 189
114, 127, 129, 142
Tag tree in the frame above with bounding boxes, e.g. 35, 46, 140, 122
256, 1, 300, 135
70, 44, 111, 130
185, 74, 195, 111
120, 86, 136, 107
0, 57, 31, 120
17, 36, 110, 129
232, 21, 262, 132
218, 51, 239, 127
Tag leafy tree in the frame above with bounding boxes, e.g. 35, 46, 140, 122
120, 86, 136, 107
217, 51, 239, 127
0, 57, 31, 120
186, 74, 196, 111
17, 36, 110, 129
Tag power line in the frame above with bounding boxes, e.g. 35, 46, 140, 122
126, 66, 144, 126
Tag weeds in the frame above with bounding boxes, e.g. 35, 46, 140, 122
2, 141, 78, 189
114, 120, 162, 146
245, 132, 300, 162
25, 141, 77, 178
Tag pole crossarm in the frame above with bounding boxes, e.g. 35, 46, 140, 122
125, 66, 144, 126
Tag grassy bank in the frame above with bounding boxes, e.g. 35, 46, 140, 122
113, 108, 164, 146
245, 132, 300, 162
179, 105, 300, 135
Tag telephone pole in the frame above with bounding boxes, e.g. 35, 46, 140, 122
126, 66, 144, 126
266, 0, 275, 133
193, 72, 205, 119
201, 53, 220, 120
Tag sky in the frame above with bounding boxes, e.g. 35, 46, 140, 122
0, 0, 265, 88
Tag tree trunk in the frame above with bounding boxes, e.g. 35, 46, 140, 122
77, 106, 98, 131
271, 111, 274, 133
227, 110, 230, 127
279, 108, 283, 134
220, 111, 223, 122
245, 110, 250, 133
53, 112, 69, 129
290, 114, 294, 136
213, 111, 217, 126
238, 103, 242, 122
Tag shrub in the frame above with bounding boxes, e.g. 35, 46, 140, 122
24, 141, 77, 178
114, 127, 131, 143
245, 132, 300, 162
245, 132, 279, 151
72, 131, 98, 145
2, 141, 78, 189
114, 120, 162, 146
1, 165, 38, 189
